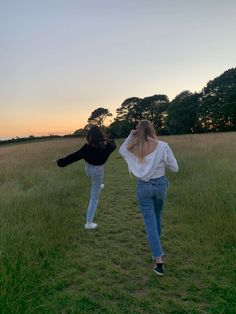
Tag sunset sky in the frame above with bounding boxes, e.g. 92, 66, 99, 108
1, 0, 236, 139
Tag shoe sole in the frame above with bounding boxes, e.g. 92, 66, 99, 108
84, 225, 97, 229
153, 268, 164, 276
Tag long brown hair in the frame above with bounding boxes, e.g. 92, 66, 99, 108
128, 120, 157, 162
86, 125, 106, 148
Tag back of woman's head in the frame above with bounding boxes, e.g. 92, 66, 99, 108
128, 120, 157, 162
86, 125, 105, 148
136, 120, 157, 141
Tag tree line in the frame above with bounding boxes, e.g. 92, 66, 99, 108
74, 67, 236, 137
1, 67, 235, 145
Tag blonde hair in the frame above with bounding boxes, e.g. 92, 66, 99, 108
128, 120, 157, 162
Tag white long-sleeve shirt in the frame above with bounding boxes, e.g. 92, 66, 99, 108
119, 134, 178, 181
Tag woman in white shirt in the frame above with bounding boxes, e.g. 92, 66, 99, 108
119, 120, 178, 276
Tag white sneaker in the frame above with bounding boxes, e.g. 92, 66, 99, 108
84, 222, 97, 229
100, 184, 105, 190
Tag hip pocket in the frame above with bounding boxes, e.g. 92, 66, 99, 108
154, 181, 168, 200
136, 182, 152, 199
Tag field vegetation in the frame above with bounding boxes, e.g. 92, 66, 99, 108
0, 132, 235, 313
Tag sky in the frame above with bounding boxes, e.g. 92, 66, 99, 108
0, 0, 236, 139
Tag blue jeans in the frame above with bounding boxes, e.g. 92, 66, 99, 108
136, 176, 169, 258
85, 163, 104, 223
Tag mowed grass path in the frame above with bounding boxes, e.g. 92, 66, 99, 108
0, 133, 236, 313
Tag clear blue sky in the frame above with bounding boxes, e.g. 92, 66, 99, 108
1, 0, 236, 138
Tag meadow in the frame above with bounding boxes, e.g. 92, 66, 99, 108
0, 132, 235, 314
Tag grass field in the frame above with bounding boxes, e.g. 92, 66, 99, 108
0, 133, 236, 314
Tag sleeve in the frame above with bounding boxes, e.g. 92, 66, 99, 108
106, 134, 117, 153
57, 144, 87, 167
164, 145, 179, 173
119, 133, 133, 157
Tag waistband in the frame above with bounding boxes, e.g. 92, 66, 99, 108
85, 163, 104, 169
137, 175, 166, 184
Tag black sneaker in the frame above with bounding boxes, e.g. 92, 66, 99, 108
153, 263, 164, 276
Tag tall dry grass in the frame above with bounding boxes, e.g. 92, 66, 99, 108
0, 133, 235, 313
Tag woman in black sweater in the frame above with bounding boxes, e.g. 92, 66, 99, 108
57, 126, 116, 229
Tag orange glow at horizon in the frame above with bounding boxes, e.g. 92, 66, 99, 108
1, 120, 85, 139
1, 107, 117, 139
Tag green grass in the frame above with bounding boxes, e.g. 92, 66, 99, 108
0, 133, 236, 313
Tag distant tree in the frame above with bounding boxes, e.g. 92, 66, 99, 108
112, 94, 169, 136
198, 67, 236, 132
87, 107, 112, 127
167, 91, 200, 134
116, 97, 141, 124
108, 119, 134, 138
73, 128, 86, 137
108, 67, 236, 137
135, 94, 169, 134
110, 97, 141, 137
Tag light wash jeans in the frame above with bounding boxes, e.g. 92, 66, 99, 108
85, 163, 104, 223
136, 176, 169, 258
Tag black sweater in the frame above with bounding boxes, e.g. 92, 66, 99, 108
57, 138, 116, 167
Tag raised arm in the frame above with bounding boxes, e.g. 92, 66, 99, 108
57, 144, 87, 167
119, 132, 134, 157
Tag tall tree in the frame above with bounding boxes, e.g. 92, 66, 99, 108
116, 97, 141, 123
167, 91, 200, 134
198, 68, 236, 132
108, 119, 133, 138
107, 67, 236, 136
110, 97, 141, 137
135, 94, 169, 134
87, 107, 112, 127
110, 95, 169, 136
